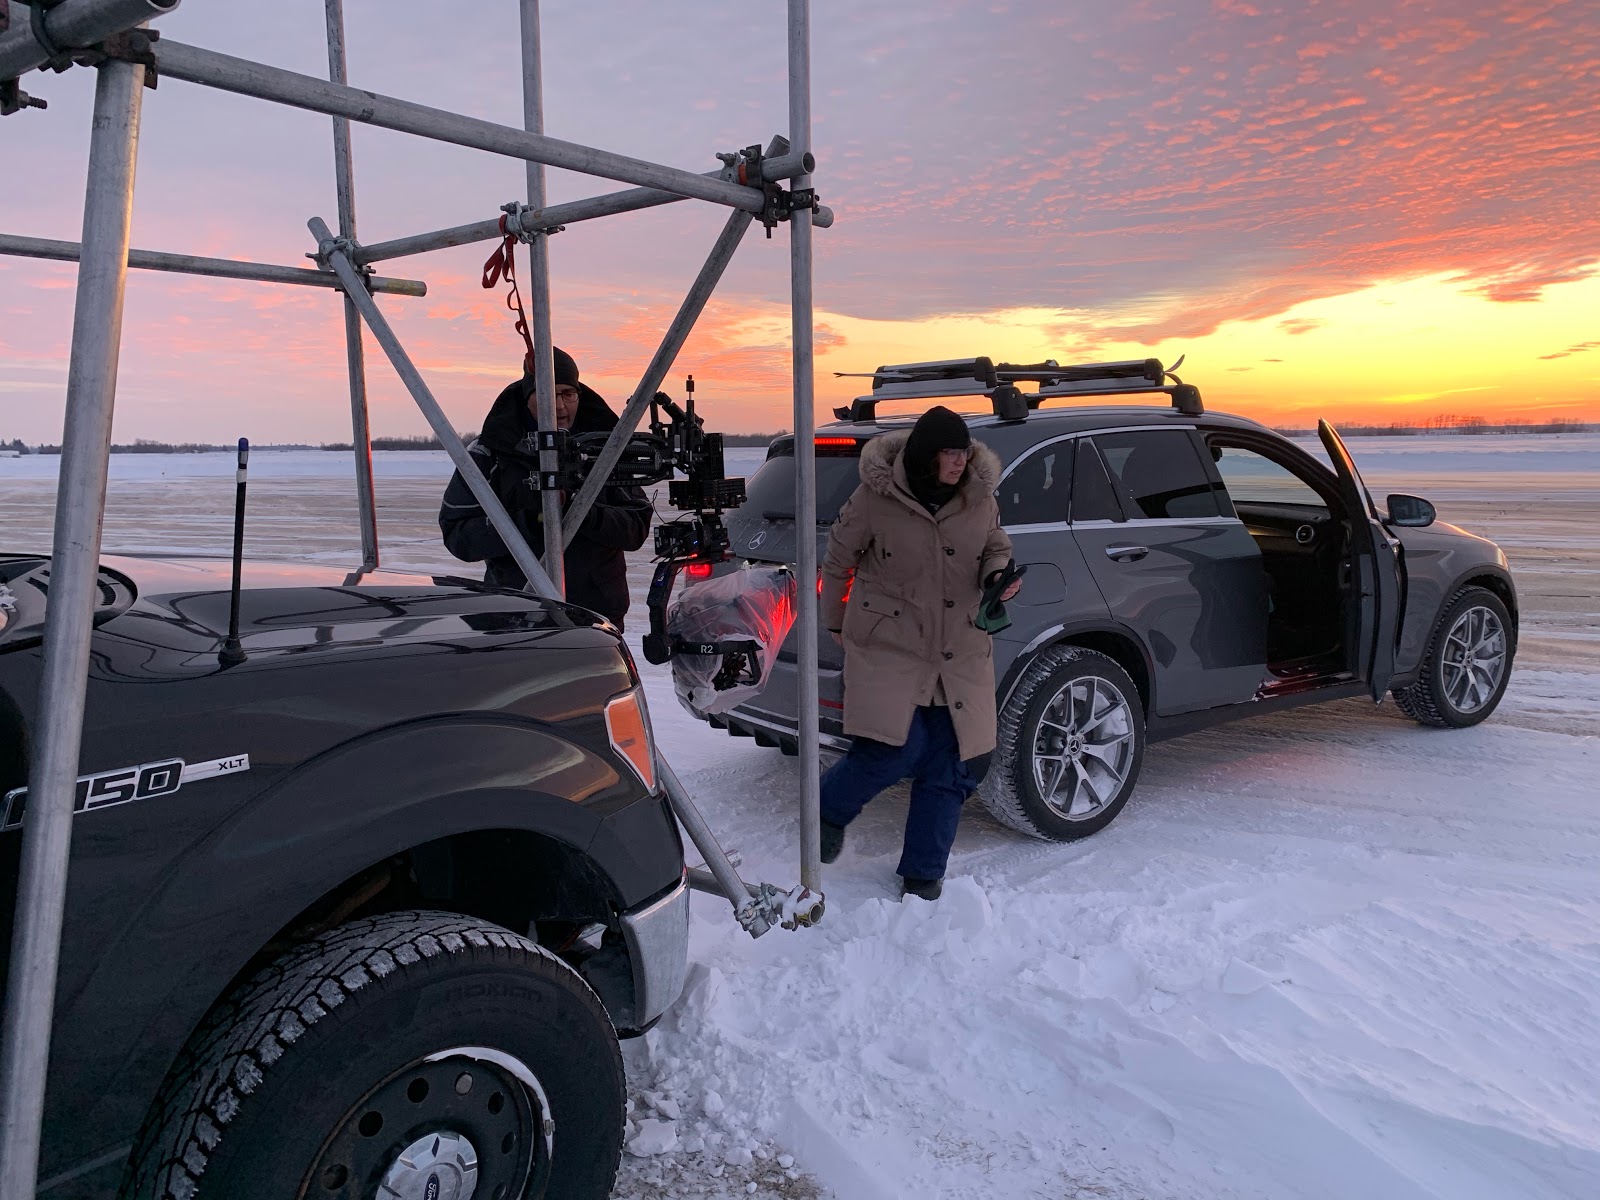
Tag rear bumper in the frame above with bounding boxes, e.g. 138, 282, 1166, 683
619, 873, 690, 1029
709, 704, 851, 755
707, 656, 850, 754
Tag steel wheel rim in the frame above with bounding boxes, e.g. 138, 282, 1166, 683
304, 1046, 548, 1200
1030, 674, 1135, 820
1440, 605, 1507, 714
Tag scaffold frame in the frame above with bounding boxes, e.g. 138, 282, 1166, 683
0, 1, 827, 1191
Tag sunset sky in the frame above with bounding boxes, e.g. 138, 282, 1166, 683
2, 0, 1597, 443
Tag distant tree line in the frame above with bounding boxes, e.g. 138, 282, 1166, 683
320, 431, 788, 451
1272, 417, 1594, 437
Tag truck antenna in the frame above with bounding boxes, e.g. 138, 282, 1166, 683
218, 438, 250, 668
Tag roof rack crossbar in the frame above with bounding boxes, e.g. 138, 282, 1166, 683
833, 354, 1203, 422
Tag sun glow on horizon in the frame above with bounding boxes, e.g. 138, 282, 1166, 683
740, 269, 1600, 434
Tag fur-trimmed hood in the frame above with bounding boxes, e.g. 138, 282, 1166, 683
858, 428, 1003, 503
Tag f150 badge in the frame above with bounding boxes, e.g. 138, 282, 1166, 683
0, 755, 250, 831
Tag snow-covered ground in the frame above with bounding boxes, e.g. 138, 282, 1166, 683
3, 433, 1598, 1199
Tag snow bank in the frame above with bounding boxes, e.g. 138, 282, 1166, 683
622, 661, 1600, 1199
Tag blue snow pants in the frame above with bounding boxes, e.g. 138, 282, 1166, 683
820, 705, 973, 881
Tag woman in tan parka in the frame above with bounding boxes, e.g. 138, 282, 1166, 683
818, 406, 1019, 899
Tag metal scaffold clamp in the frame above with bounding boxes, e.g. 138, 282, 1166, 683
721, 141, 821, 238
1, 11, 163, 115
737, 882, 825, 937
307, 232, 374, 290
500, 201, 564, 241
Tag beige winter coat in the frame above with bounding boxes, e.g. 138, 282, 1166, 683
820, 431, 1013, 760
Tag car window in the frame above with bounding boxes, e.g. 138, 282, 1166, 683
1070, 439, 1124, 523
1092, 430, 1224, 519
736, 441, 863, 523
1210, 444, 1328, 509
999, 443, 1073, 526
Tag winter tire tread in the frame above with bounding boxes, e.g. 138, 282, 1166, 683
119, 909, 621, 1200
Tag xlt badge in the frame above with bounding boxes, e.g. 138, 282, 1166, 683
1, 755, 250, 831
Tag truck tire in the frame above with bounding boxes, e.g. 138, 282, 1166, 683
1392, 585, 1515, 728
979, 646, 1146, 841
121, 910, 625, 1200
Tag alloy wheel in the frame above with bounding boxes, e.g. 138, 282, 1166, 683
1440, 605, 1507, 714
1030, 675, 1136, 820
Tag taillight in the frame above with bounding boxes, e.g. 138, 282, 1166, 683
605, 689, 657, 793
685, 561, 713, 581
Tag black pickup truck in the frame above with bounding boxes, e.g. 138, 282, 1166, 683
0, 553, 688, 1200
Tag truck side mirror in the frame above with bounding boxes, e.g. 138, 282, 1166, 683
1387, 493, 1436, 527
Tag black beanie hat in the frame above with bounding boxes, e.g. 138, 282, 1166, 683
903, 405, 971, 478
526, 346, 581, 388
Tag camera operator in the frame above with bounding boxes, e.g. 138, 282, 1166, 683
439, 347, 652, 628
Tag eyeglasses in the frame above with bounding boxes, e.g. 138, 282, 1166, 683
937, 446, 975, 461
553, 386, 580, 404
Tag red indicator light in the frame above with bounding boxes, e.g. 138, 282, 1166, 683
685, 562, 713, 580
815, 436, 857, 446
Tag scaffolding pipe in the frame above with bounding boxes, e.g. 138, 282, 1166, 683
660, 758, 761, 924
0, 0, 177, 81
0, 231, 427, 295
520, 0, 564, 595
355, 160, 829, 266
687, 866, 758, 900
788, 0, 822, 895
0, 57, 144, 1199
324, 0, 378, 574
308, 216, 560, 600
154, 38, 795, 211
560, 207, 753, 545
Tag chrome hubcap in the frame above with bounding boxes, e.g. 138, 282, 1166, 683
1441, 605, 1507, 713
1031, 675, 1135, 819
379, 1131, 478, 1200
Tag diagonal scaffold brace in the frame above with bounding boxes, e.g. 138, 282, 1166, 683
307, 216, 823, 939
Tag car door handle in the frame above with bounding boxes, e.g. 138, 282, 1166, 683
1104, 544, 1149, 562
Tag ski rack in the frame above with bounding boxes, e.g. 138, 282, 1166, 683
0, 1, 830, 1188
833, 355, 1204, 422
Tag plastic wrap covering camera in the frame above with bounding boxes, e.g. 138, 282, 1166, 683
669, 565, 797, 715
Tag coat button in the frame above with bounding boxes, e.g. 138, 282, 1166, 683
944, 547, 955, 556
945, 600, 954, 608
954, 701, 964, 709
943, 651, 953, 660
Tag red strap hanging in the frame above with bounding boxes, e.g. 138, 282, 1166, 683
482, 215, 537, 374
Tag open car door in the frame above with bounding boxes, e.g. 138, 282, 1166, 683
1319, 420, 1402, 699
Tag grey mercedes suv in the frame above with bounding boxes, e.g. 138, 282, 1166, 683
697, 356, 1518, 842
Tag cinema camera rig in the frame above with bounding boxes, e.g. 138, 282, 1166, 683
534, 376, 762, 686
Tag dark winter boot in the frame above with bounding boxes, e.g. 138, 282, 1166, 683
820, 820, 846, 864
900, 876, 943, 902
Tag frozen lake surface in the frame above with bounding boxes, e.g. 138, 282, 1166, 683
3, 433, 1598, 1199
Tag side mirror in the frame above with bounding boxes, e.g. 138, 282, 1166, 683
1387, 493, 1435, 528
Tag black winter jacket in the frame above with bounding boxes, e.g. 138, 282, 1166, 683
439, 375, 652, 627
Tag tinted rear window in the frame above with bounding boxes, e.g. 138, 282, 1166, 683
737, 443, 863, 523
1093, 430, 1225, 519
1000, 442, 1073, 526
1071, 440, 1124, 523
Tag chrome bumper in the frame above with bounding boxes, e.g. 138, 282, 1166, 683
618, 873, 690, 1028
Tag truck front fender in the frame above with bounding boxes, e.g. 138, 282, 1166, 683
50, 716, 666, 1176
